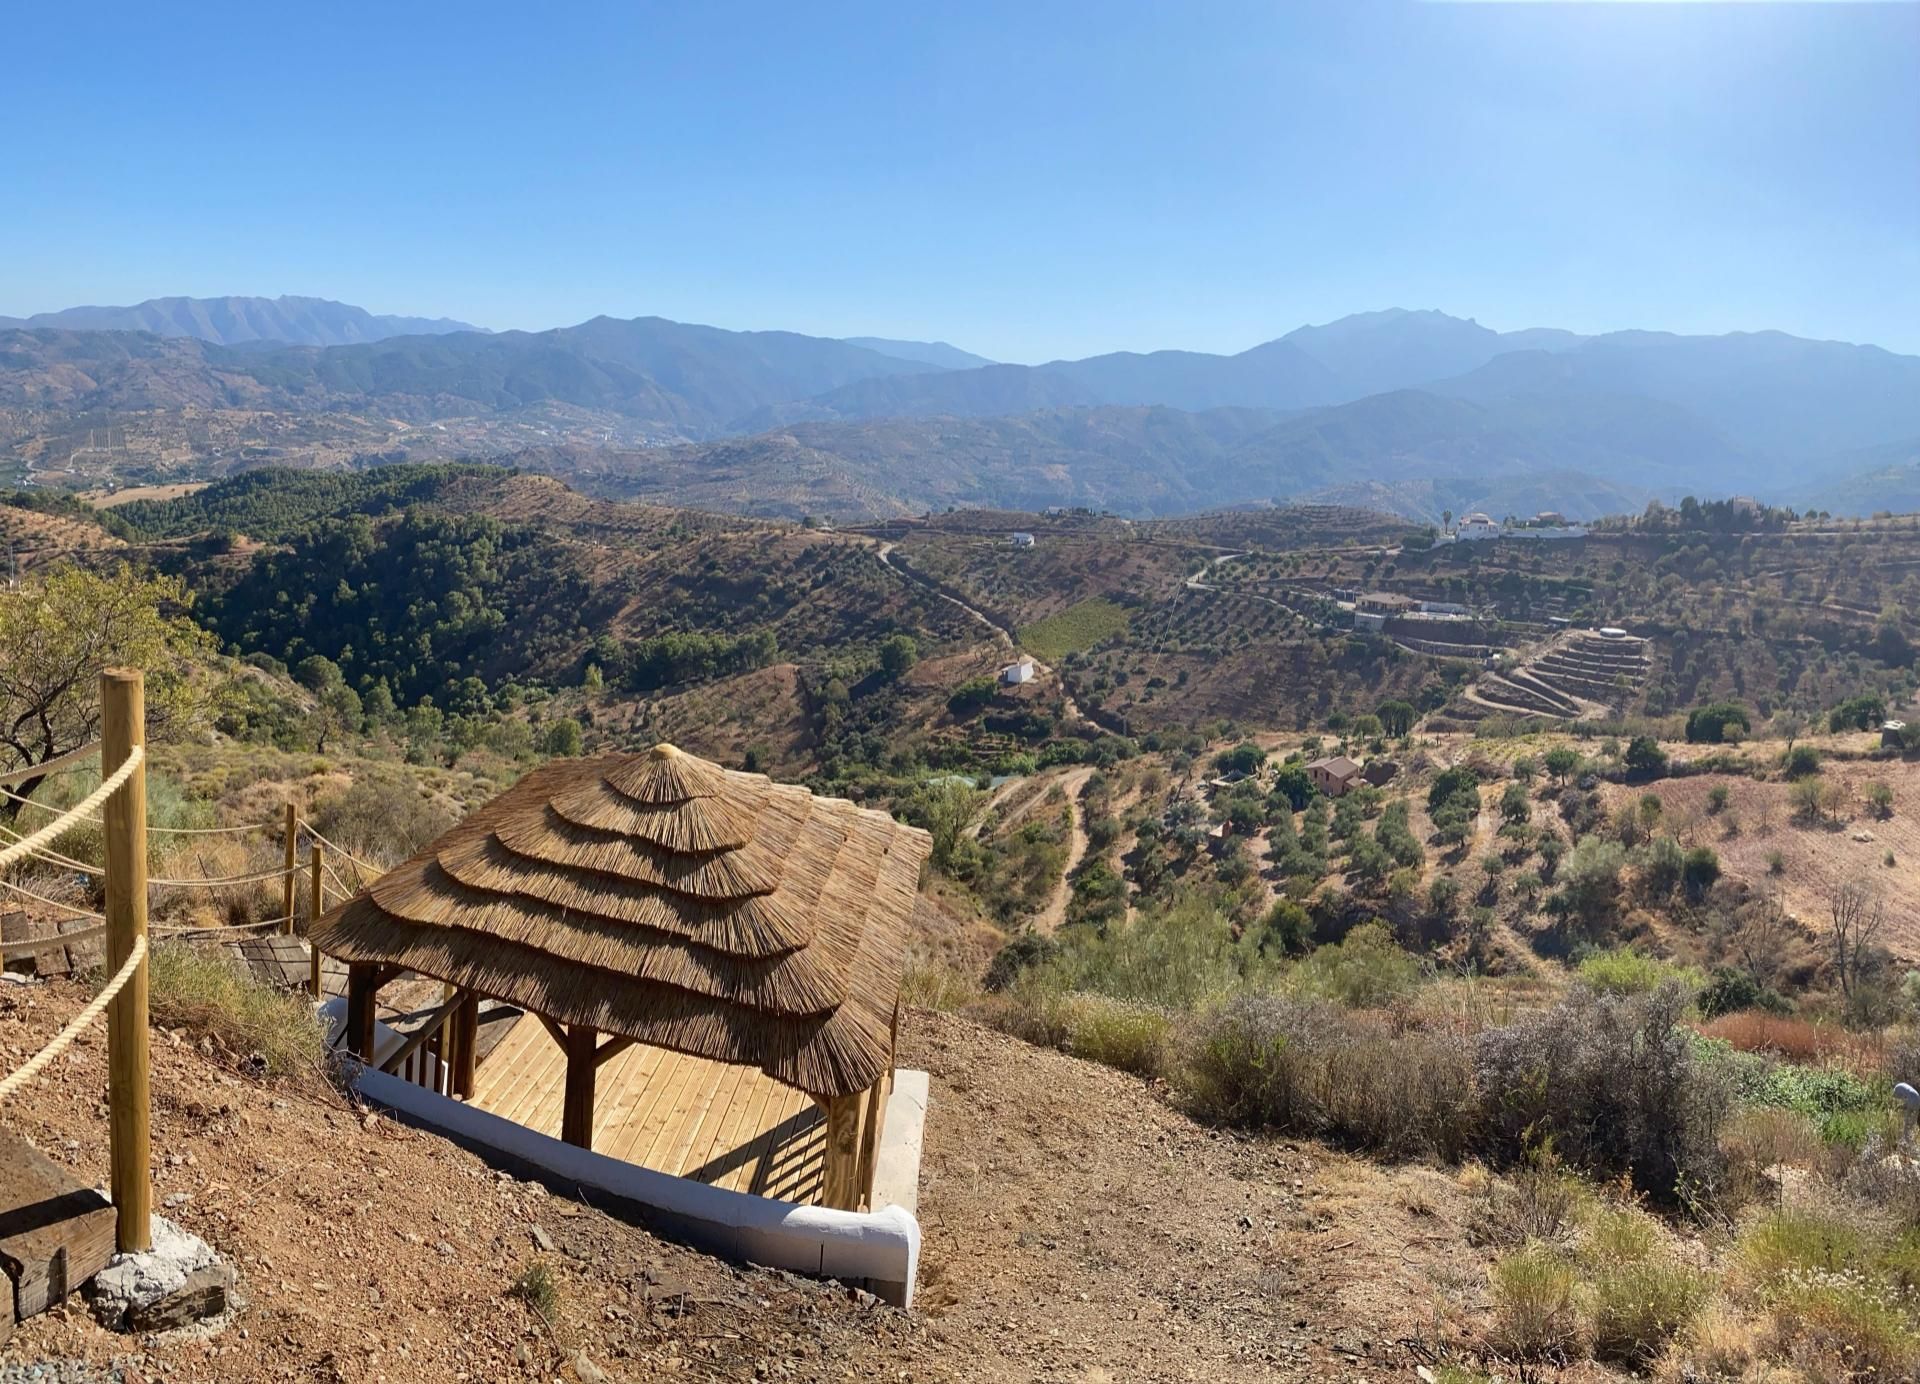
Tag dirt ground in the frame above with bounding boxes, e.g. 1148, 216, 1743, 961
0, 980, 1564, 1384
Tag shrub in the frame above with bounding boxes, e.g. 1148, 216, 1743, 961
1783, 744, 1821, 779
148, 942, 326, 1079
311, 774, 458, 865
1576, 947, 1702, 998
1052, 994, 1175, 1077
1706, 784, 1731, 814
510, 1259, 559, 1316
1474, 985, 1730, 1203
1182, 993, 1475, 1158
1686, 702, 1752, 745
1867, 779, 1895, 819
1287, 921, 1421, 1008
1696, 966, 1787, 1020
1624, 735, 1668, 780
1488, 1244, 1580, 1358
1738, 1208, 1866, 1283
1587, 1256, 1711, 1365
1720, 1106, 1824, 1172
1763, 1269, 1920, 1380
984, 932, 1059, 992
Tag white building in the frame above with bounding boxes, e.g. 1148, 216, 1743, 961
1009, 532, 1035, 548
999, 657, 1037, 686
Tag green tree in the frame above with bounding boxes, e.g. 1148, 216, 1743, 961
878, 633, 919, 681
0, 564, 222, 814
1544, 746, 1581, 785
1375, 699, 1416, 737
1623, 736, 1668, 780
542, 718, 584, 757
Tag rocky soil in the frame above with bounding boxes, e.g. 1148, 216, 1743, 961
0, 977, 1546, 1382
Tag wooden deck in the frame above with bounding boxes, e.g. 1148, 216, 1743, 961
469, 1013, 827, 1205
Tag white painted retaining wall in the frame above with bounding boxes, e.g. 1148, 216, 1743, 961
322, 1003, 922, 1306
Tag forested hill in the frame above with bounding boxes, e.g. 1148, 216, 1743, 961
112, 463, 515, 542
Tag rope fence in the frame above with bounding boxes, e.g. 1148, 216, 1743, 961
0, 748, 142, 875
0, 740, 105, 787
0, 936, 144, 1101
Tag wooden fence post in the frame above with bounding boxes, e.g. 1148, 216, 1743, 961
281, 803, 298, 935
101, 668, 151, 1254
308, 841, 324, 998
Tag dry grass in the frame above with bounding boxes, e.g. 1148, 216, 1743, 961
1699, 1011, 1879, 1073
146, 941, 326, 1080
1488, 1244, 1580, 1358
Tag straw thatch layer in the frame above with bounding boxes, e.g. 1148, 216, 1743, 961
310, 745, 930, 1098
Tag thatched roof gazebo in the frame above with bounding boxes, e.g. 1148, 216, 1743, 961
311, 743, 930, 1212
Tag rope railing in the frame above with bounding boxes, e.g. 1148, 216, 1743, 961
0, 748, 142, 874
0, 786, 269, 836
0, 935, 145, 1101
0, 834, 298, 890
0, 921, 107, 958
300, 822, 382, 882
0, 740, 105, 787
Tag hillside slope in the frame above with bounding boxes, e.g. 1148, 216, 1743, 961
0, 988, 1498, 1382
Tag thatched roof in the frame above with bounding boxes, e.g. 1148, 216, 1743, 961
310, 745, 931, 1098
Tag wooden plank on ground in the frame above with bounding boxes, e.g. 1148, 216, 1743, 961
0, 1127, 116, 1324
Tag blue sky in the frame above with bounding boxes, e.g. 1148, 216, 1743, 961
4, 1, 1916, 361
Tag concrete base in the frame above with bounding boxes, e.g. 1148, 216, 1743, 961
871, 1071, 930, 1218
87, 1214, 233, 1334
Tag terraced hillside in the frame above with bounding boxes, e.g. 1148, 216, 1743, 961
1460, 628, 1653, 722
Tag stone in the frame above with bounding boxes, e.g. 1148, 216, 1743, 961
529, 1225, 556, 1253
573, 1350, 608, 1383
126, 1263, 233, 1332
87, 1213, 229, 1333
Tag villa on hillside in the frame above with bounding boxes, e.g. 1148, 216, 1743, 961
1306, 754, 1363, 797
1000, 656, 1037, 685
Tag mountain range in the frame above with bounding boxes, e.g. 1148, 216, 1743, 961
0, 295, 481, 347
3, 301, 1918, 520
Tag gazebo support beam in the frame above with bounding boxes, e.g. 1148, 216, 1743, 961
451, 992, 479, 1098
345, 962, 380, 1060
821, 1092, 865, 1212
561, 1023, 599, 1149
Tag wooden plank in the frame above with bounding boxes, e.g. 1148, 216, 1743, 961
592, 1043, 667, 1155
618, 1048, 704, 1165
690, 1066, 776, 1190
663, 1060, 751, 1179
0, 1127, 117, 1322
821, 1094, 861, 1211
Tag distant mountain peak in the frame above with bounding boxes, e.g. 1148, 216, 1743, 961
0, 294, 484, 347
840, 337, 997, 371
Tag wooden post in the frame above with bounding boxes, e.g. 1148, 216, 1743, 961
856, 1076, 886, 1211
345, 962, 379, 1060
821, 1093, 862, 1212
561, 1024, 599, 1149
101, 668, 151, 1254
281, 802, 298, 935
451, 992, 479, 1099
307, 841, 324, 998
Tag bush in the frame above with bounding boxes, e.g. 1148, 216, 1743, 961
1182, 993, 1475, 1158
984, 931, 1059, 992
1474, 985, 1730, 1204
311, 774, 458, 865
1696, 966, 1787, 1019
1587, 1257, 1711, 1365
1686, 702, 1752, 745
1738, 1207, 1865, 1283
148, 942, 326, 1080
1624, 735, 1668, 780
1287, 921, 1421, 1008
1576, 947, 1703, 998
1783, 744, 1821, 779
1764, 1269, 1920, 1381
1488, 1244, 1580, 1358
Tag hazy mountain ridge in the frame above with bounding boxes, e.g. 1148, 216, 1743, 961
0, 295, 481, 347
840, 337, 996, 370
5, 305, 1920, 519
